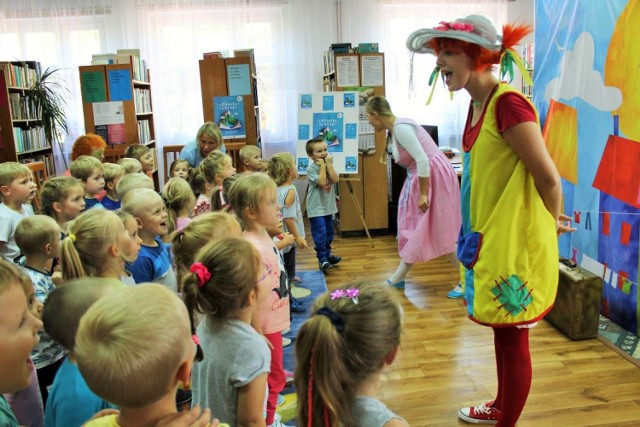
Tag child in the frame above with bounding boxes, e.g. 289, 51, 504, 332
185, 237, 271, 426
42, 280, 117, 427
123, 143, 154, 175
59, 209, 129, 289
101, 163, 126, 210
188, 169, 209, 214
75, 284, 217, 427
171, 211, 242, 289
212, 174, 241, 211
239, 145, 267, 173
115, 172, 154, 202
41, 176, 86, 235
170, 159, 191, 180
305, 137, 341, 271
0, 258, 42, 427
3, 263, 45, 427
163, 177, 196, 235
194, 150, 236, 217
122, 188, 177, 291
14, 215, 66, 405
295, 282, 408, 427
0, 162, 37, 262
268, 153, 308, 285
70, 155, 105, 210
116, 157, 143, 175
114, 210, 142, 286
229, 173, 290, 427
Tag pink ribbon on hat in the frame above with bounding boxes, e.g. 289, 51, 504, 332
190, 262, 211, 287
434, 21, 474, 32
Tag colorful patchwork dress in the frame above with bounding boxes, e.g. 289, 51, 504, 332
458, 83, 558, 326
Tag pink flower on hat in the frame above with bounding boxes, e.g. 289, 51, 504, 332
434, 21, 474, 32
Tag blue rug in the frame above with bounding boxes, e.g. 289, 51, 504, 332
279, 270, 327, 423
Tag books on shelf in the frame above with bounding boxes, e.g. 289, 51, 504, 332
137, 119, 151, 144
0, 62, 39, 88
91, 49, 149, 82
9, 93, 38, 120
21, 153, 55, 177
134, 88, 152, 114
12, 125, 48, 153
203, 51, 224, 59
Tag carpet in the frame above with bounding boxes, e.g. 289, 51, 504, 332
597, 315, 640, 367
277, 270, 328, 424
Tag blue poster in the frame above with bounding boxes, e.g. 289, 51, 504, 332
107, 69, 132, 101
343, 93, 356, 107
300, 95, 312, 109
213, 95, 246, 139
298, 124, 310, 140
345, 156, 357, 172
322, 95, 334, 111
227, 64, 251, 96
297, 157, 309, 173
313, 112, 343, 153
345, 123, 357, 139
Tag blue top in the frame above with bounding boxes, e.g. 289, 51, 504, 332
83, 198, 104, 210
179, 140, 226, 168
0, 396, 19, 427
127, 237, 178, 292
100, 196, 121, 210
45, 357, 117, 427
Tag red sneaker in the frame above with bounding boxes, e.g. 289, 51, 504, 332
458, 401, 501, 424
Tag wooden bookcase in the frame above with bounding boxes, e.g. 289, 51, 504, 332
199, 53, 260, 171
323, 51, 388, 234
0, 61, 56, 178
79, 62, 159, 189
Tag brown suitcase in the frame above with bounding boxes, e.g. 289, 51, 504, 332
545, 258, 603, 340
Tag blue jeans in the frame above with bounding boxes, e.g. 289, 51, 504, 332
309, 214, 334, 263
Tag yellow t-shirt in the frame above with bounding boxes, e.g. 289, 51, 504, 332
83, 414, 119, 427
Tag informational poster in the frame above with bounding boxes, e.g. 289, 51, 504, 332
92, 101, 125, 125
213, 95, 246, 139
345, 86, 377, 154
360, 55, 384, 87
296, 91, 359, 174
81, 71, 107, 103
107, 69, 132, 101
227, 64, 251, 96
335, 55, 359, 87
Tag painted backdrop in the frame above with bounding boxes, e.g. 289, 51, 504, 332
536, 0, 640, 334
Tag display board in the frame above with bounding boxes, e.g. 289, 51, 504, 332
296, 91, 359, 175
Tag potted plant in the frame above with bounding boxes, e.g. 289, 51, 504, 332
29, 65, 69, 167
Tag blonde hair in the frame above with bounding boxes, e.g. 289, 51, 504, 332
14, 215, 59, 256
114, 209, 138, 263
103, 163, 126, 186
76, 284, 191, 408
123, 144, 150, 161
196, 122, 224, 151
70, 155, 104, 181
199, 150, 232, 184
212, 174, 241, 211
115, 173, 154, 200
239, 145, 261, 162
40, 176, 84, 219
0, 162, 31, 188
187, 168, 207, 198
60, 209, 123, 280
171, 211, 241, 285
162, 178, 196, 235
365, 95, 395, 118
183, 237, 261, 360
117, 158, 143, 174
228, 173, 276, 226
295, 282, 402, 427
122, 188, 161, 217
0, 257, 32, 295
268, 152, 295, 185
42, 279, 114, 351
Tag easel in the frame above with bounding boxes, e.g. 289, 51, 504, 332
339, 175, 374, 248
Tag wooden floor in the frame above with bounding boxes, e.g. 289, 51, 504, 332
295, 229, 640, 427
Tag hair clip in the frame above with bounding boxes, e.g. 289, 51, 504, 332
192, 334, 200, 346
68, 233, 77, 243
190, 262, 211, 287
330, 288, 359, 304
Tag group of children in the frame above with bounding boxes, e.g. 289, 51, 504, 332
0, 132, 410, 427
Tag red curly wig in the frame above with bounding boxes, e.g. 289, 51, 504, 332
71, 133, 107, 161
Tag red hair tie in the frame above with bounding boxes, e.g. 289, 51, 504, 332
190, 262, 211, 287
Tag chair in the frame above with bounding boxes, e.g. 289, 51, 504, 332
26, 161, 47, 213
104, 146, 126, 163
225, 142, 246, 172
162, 144, 185, 183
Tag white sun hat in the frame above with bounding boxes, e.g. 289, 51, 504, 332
406, 15, 503, 55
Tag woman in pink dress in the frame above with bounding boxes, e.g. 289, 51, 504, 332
366, 96, 461, 290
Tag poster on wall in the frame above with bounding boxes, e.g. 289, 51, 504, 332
213, 95, 246, 139
296, 92, 359, 174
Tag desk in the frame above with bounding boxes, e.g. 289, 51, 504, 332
449, 153, 462, 178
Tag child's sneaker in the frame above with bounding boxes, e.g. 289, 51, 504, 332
319, 261, 331, 271
458, 401, 500, 424
282, 337, 292, 347
328, 255, 342, 265
293, 275, 302, 283
290, 296, 306, 313
448, 283, 463, 299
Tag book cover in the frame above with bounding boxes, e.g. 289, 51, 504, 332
313, 112, 343, 153
213, 95, 246, 139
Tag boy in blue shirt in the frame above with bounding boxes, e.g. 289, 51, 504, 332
69, 155, 105, 210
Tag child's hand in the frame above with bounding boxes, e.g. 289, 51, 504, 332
556, 213, 577, 236
82, 409, 120, 426
325, 154, 333, 164
314, 157, 325, 166
281, 232, 295, 246
296, 236, 308, 249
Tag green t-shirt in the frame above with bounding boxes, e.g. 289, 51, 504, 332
0, 396, 19, 427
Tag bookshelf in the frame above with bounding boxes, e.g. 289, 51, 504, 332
79, 60, 159, 190
321, 49, 388, 234
199, 51, 261, 171
0, 61, 56, 178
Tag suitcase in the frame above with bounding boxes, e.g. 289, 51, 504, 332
545, 258, 603, 340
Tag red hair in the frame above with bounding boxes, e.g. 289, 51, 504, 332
71, 133, 107, 160
427, 23, 532, 72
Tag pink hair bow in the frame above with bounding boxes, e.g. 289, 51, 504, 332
192, 334, 200, 346
330, 288, 359, 304
190, 262, 211, 287
434, 21, 474, 32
